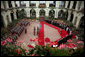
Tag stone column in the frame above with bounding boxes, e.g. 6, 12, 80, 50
13, 10, 17, 20
46, 1, 49, 8
16, 1, 20, 7
1, 1, 4, 9
54, 9, 56, 18
56, 9, 60, 18
26, 1, 29, 7
36, 8, 39, 18
69, 1, 74, 9
25, 8, 30, 17
56, 1, 59, 8
75, 1, 79, 11
8, 12, 12, 23
5, 1, 9, 9
75, 14, 83, 28
45, 8, 49, 17
36, 1, 39, 8
79, 1, 84, 10
65, 1, 69, 8
11, 1, 15, 7
54, 9, 57, 18
72, 12, 76, 24
1, 13, 8, 27
67, 10, 71, 21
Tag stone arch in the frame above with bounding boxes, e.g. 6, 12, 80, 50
79, 16, 84, 28
70, 12, 74, 22
49, 9, 55, 19
30, 8, 36, 18
18, 9, 26, 18
58, 10, 64, 19
39, 9, 45, 17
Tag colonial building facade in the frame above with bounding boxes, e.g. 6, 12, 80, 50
1, 1, 84, 28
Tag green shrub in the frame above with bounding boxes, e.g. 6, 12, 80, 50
29, 45, 71, 56
1, 43, 28, 56
71, 48, 84, 56
1, 28, 8, 35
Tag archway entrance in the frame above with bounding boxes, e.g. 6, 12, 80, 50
58, 10, 64, 19
39, 9, 45, 17
1, 15, 4, 28
65, 11, 68, 20
39, 9, 45, 21
49, 9, 55, 19
16, 10, 19, 19
10, 13, 14, 21
18, 9, 26, 19
79, 16, 84, 28
70, 13, 73, 22
30, 9, 36, 19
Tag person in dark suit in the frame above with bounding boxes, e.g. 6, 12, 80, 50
37, 26, 39, 35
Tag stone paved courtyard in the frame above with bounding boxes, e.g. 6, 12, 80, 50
16, 20, 63, 50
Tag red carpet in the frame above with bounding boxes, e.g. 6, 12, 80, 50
38, 21, 68, 46
43, 22, 68, 42
38, 21, 44, 46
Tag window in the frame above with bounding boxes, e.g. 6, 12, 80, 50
21, 1, 26, 7
49, 1, 55, 7
30, 1, 36, 7
39, 1, 46, 8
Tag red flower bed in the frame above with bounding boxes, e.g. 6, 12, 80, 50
77, 41, 83, 44
67, 39, 72, 42
18, 41, 24, 43
18, 49, 22, 54
72, 35, 76, 39
58, 44, 66, 49
1, 40, 6, 46
6, 38, 12, 42
45, 38, 50, 43
66, 43, 76, 49
28, 45, 34, 48
30, 38, 33, 41
49, 41, 58, 46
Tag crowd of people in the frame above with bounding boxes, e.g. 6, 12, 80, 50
33, 26, 39, 36
45, 19, 72, 35
45, 19, 73, 46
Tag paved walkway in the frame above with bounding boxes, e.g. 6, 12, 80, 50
16, 20, 61, 50
44, 24, 61, 42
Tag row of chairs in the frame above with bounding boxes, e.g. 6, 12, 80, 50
1, 20, 30, 45
20, 21, 29, 26
11, 25, 24, 36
